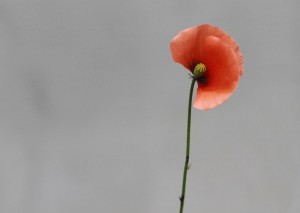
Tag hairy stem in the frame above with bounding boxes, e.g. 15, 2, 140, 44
179, 78, 196, 213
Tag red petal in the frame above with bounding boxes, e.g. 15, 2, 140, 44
170, 27, 201, 71
201, 25, 244, 76
194, 36, 240, 110
170, 24, 243, 75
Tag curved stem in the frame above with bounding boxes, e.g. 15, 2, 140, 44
179, 78, 196, 213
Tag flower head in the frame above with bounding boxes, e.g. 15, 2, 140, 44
170, 24, 243, 110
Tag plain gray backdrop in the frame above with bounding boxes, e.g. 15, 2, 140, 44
0, 0, 299, 212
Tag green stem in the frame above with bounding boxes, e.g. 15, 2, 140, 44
179, 78, 196, 213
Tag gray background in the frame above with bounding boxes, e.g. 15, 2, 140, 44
0, 0, 299, 212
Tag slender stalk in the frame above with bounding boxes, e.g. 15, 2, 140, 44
179, 78, 196, 213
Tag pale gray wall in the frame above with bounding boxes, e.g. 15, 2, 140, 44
0, 0, 299, 213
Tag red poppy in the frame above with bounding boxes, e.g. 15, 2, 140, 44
170, 24, 243, 110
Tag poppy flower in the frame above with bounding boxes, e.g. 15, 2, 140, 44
170, 24, 243, 110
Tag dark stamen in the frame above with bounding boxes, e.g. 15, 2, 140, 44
198, 76, 207, 85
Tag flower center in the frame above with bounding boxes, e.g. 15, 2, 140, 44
193, 63, 206, 79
